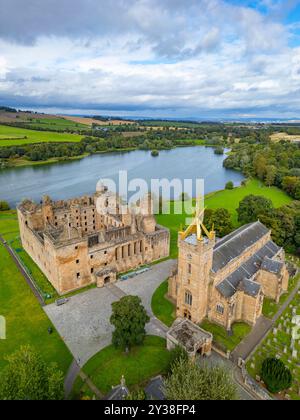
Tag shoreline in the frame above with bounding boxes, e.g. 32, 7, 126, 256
0, 141, 210, 170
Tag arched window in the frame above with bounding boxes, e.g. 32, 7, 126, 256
216, 304, 224, 315
185, 291, 193, 306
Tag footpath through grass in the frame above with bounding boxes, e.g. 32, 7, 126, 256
0, 124, 84, 146
81, 336, 171, 395
0, 242, 72, 375
157, 178, 292, 258
151, 280, 176, 327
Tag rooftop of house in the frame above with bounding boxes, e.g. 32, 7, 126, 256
261, 256, 284, 275
216, 240, 281, 298
212, 221, 270, 273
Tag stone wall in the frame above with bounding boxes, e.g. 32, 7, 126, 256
18, 193, 170, 295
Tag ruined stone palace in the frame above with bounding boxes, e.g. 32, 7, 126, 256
18, 186, 169, 294
168, 205, 289, 331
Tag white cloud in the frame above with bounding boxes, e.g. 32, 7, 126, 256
0, 0, 299, 117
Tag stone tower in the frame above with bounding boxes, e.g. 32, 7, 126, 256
172, 202, 216, 324
176, 233, 215, 323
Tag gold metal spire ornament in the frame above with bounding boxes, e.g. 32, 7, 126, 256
179, 197, 215, 242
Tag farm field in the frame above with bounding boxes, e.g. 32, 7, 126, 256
0, 124, 84, 146
0, 240, 72, 375
157, 179, 293, 258
22, 117, 88, 132
59, 115, 135, 126
270, 132, 300, 143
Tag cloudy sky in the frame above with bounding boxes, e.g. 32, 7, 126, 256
0, 0, 300, 119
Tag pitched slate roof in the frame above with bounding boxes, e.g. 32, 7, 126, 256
261, 257, 284, 275
216, 240, 281, 298
212, 221, 270, 273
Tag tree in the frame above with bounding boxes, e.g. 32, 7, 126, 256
225, 181, 234, 190
265, 165, 277, 187
110, 296, 150, 351
261, 358, 292, 394
167, 346, 189, 373
0, 201, 10, 211
151, 150, 159, 157
204, 208, 233, 238
0, 346, 64, 400
214, 146, 224, 155
237, 195, 273, 224
164, 359, 238, 400
253, 154, 267, 180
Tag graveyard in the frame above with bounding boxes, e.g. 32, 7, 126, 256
247, 282, 300, 400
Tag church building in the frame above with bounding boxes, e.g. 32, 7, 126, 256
168, 205, 289, 331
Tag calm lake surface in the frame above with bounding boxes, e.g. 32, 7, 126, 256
0, 147, 244, 207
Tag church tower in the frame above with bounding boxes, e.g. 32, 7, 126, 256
174, 202, 215, 324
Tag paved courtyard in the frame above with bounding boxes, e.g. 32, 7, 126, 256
44, 260, 176, 366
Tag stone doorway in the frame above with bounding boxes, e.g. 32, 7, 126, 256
104, 276, 111, 285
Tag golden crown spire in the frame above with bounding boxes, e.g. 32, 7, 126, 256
179, 197, 215, 242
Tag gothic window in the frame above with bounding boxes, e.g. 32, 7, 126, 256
185, 291, 193, 306
216, 304, 224, 315
188, 263, 192, 274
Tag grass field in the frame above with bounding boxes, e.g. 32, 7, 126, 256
157, 179, 293, 258
151, 280, 176, 327
81, 336, 171, 395
23, 117, 87, 132
0, 124, 84, 146
0, 241, 72, 375
200, 320, 251, 352
0, 211, 58, 300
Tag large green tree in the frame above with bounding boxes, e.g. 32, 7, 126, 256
261, 358, 292, 394
204, 208, 233, 237
110, 295, 150, 351
164, 358, 238, 400
0, 346, 64, 400
237, 194, 273, 224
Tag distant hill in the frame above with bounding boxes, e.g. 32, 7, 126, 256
0, 106, 17, 113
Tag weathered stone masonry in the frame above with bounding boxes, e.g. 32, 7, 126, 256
18, 187, 169, 295
169, 220, 289, 331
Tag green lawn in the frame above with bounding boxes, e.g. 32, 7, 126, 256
151, 280, 176, 327
0, 211, 58, 300
0, 124, 84, 146
200, 320, 252, 352
157, 178, 292, 258
81, 336, 171, 395
0, 242, 72, 375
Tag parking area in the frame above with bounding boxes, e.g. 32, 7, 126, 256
44, 259, 176, 365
